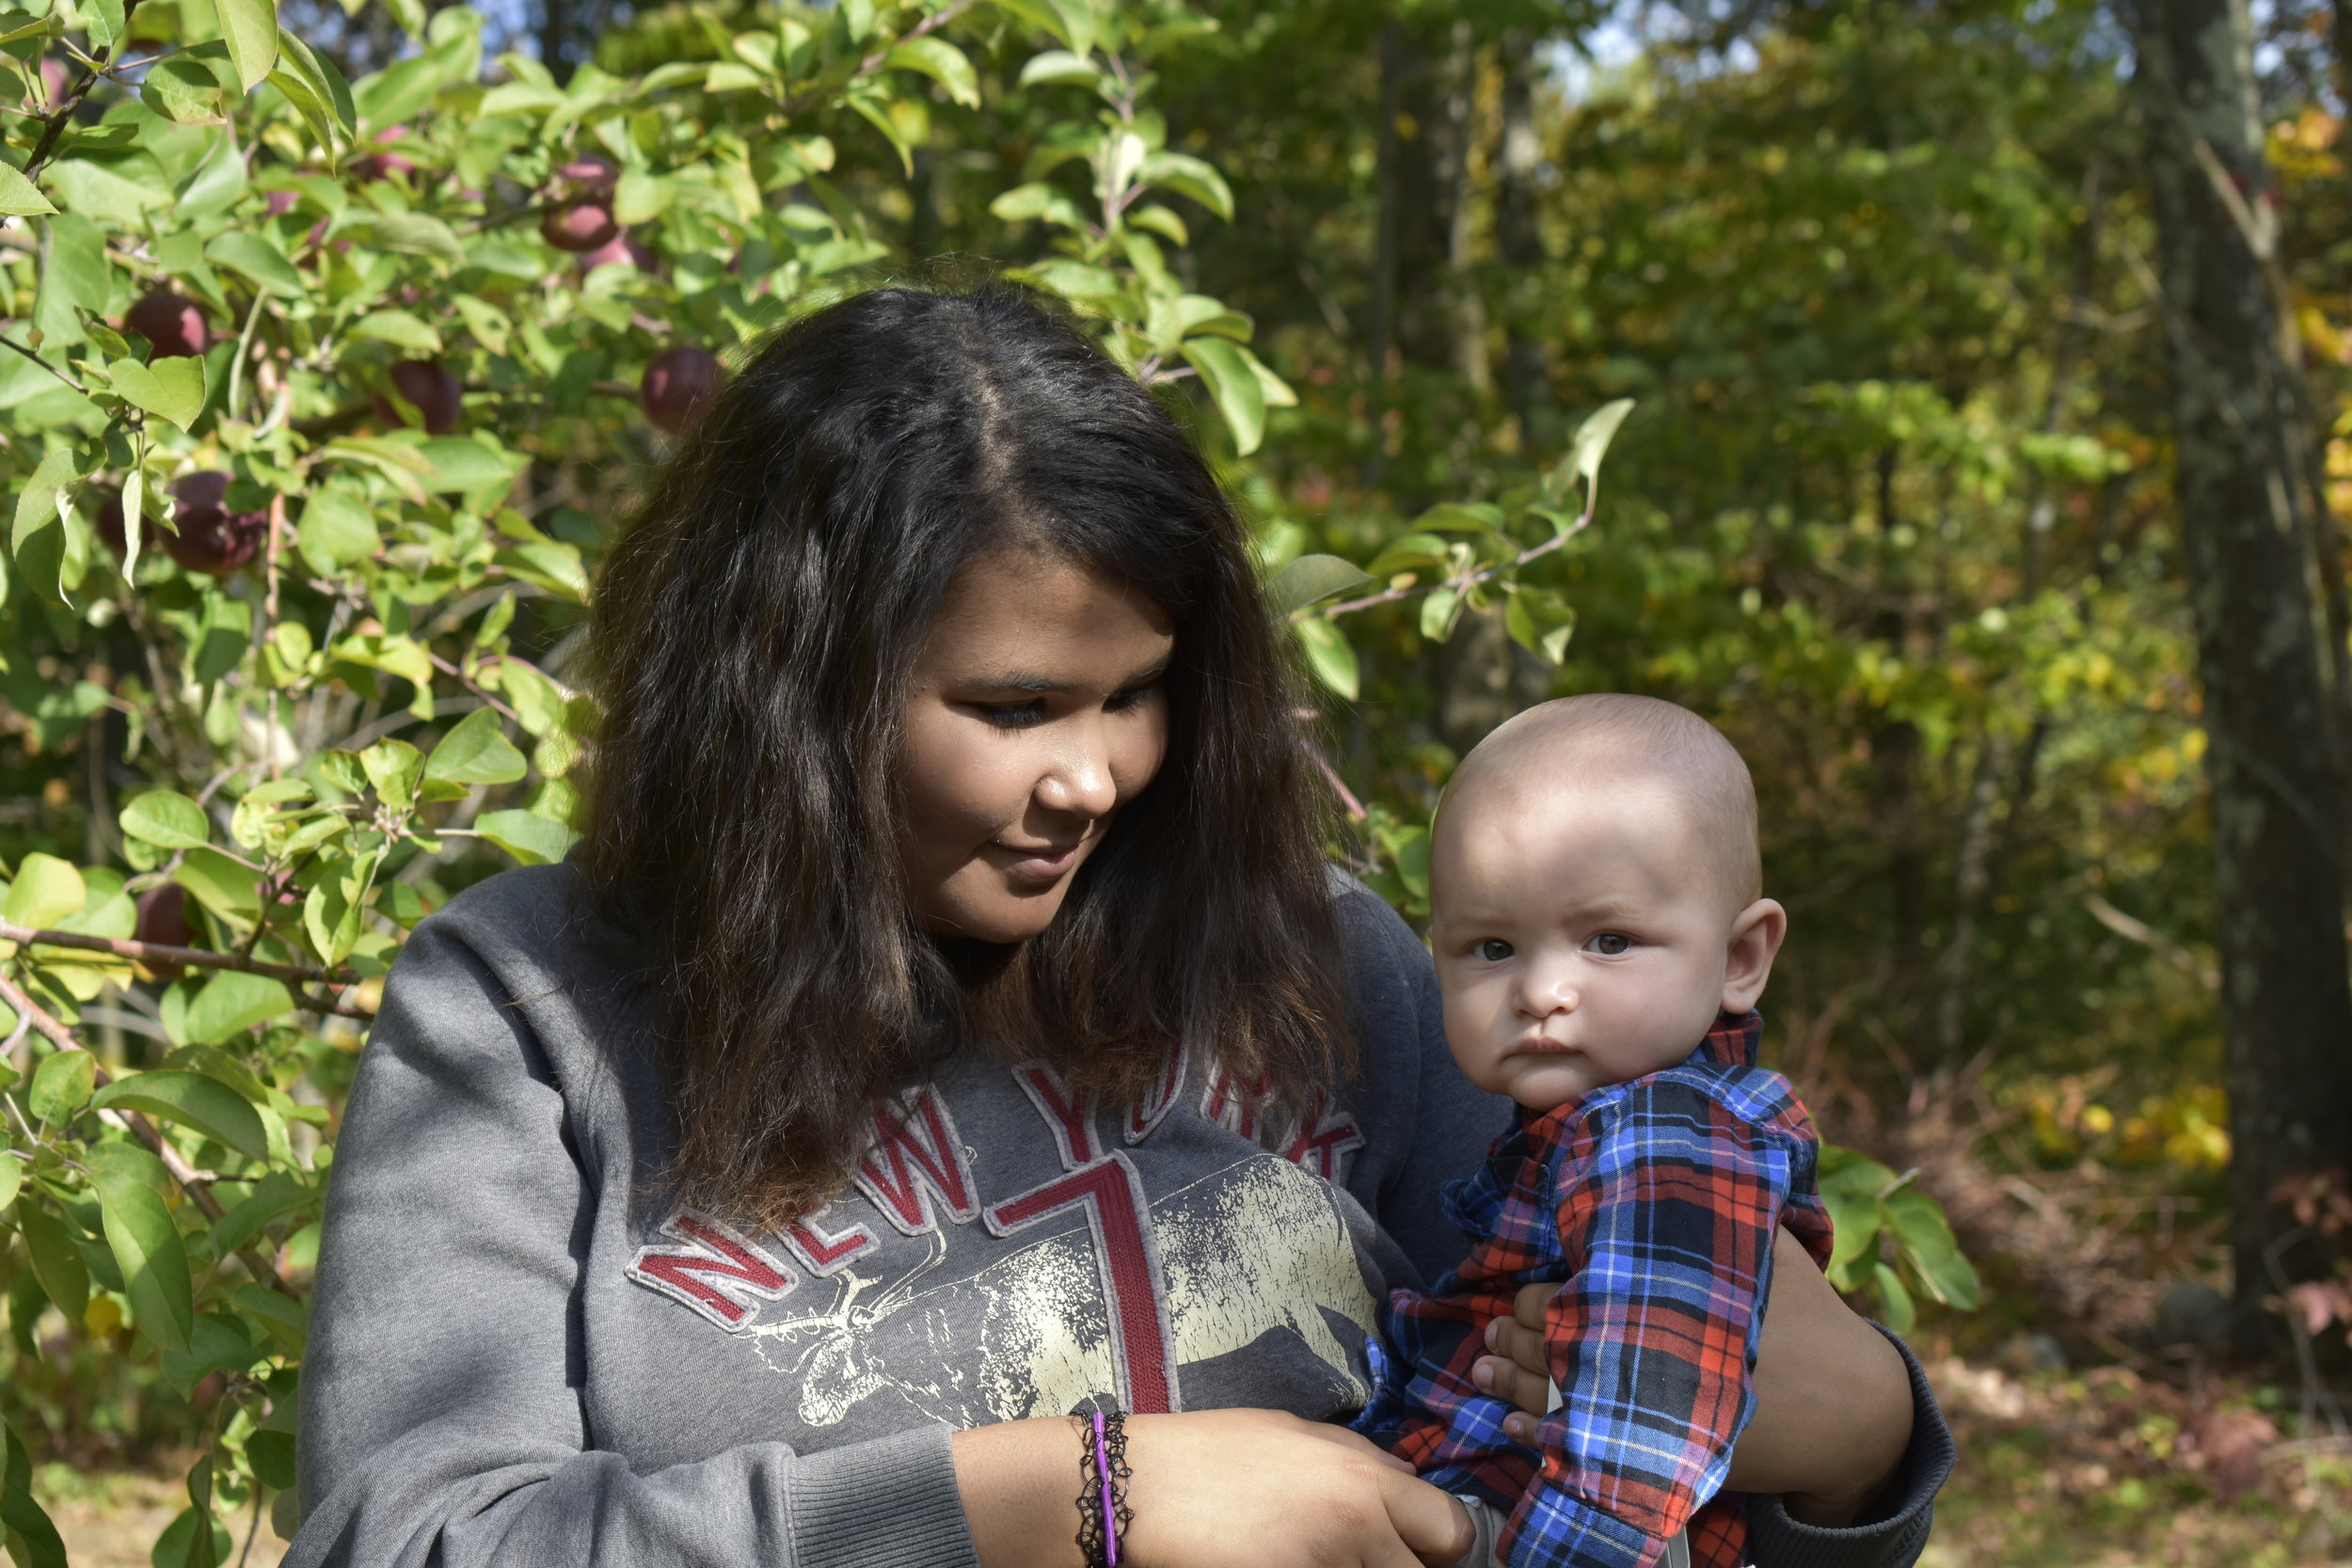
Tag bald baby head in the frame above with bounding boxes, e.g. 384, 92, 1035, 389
1441, 694, 1760, 911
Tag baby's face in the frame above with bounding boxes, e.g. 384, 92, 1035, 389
1430, 773, 1750, 1110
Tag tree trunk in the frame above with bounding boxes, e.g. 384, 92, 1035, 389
2133, 0, 2352, 1327
1496, 27, 1550, 446
1438, 22, 1487, 391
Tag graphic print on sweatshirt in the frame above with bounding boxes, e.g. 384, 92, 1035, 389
625, 1056, 1378, 1432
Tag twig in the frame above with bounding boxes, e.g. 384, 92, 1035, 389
1307, 748, 1367, 821
0, 920, 358, 987
1307, 503, 1595, 624
424, 651, 520, 725
21, 0, 148, 182
0, 333, 87, 394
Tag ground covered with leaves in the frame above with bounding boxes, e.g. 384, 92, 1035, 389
1918, 1343, 2349, 1565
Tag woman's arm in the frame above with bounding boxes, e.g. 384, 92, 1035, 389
954, 1411, 1474, 1568
294, 912, 977, 1568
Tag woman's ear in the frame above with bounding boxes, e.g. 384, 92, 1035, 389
1722, 897, 1788, 1014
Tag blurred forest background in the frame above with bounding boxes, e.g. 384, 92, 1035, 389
5, 0, 2352, 1560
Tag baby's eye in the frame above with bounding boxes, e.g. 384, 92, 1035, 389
1475, 938, 1514, 962
1585, 932, 1632, 957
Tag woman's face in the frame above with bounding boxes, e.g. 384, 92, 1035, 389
898, 546, 1176, 942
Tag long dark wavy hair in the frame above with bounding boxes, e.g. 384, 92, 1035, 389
580, 286, 1349, 1228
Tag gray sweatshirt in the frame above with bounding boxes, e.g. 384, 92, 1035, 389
292, 864, 1951, 1567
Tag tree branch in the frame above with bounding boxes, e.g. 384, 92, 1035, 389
0, 919, 359, 988
21, 0, 149, 182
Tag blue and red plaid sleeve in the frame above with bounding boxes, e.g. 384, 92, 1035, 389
1375, 1012, 1833, 1568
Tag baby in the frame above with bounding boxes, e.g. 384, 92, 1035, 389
1362, 694, 1834, 1568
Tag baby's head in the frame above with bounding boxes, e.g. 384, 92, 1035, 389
1429, 694, 1787, 1111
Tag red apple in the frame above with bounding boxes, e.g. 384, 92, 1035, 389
167, 471, 268, 577
124, 291, 210, 360
542, 198, 618, 253
578, 233, 657, 275
640, 346, 723, 435
352, 125, 415, 182
371, 360, 463, 435
263, 189, 300, 216
553, 154, 619, 197
134, 883, 193, 977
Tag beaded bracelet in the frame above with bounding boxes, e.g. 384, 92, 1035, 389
1073, 1408, 1133, 1568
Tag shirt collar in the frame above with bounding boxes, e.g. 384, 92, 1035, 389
1689, 1009, 1762, 1069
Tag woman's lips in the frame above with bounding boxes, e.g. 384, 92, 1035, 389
991, 837, 1085, 880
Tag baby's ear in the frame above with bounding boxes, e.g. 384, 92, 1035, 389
1722, 897, 1788, 1013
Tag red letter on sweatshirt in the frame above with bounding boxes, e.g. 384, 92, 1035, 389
626, 1213, 798, 1331
853, 1085, 979, 1235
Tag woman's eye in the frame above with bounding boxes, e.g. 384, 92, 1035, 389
1586, 932, 1632, 957
1476, 938, 1514, 962
977, 701, 1046, 729
1105, 681, 1161, 713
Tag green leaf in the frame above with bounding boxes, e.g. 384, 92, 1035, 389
107, 355, 208, 431
246, 1429, 297, 1490
215, 0, 281, 92
425, 706, 528, 787
302, 845, 381, 966
17, 1200, 88, 1319
1883, 1188, 1981, 1310
475, 807, 580, 866
173, 846, 259, 924
159, 1310, 257, 1398
0, 159, 56, 216
229, 1282, 307, 1355
887, 36, 979, 106
27, 1047, 95, 1122
612, 169, 670, 227
296, 483, 378, 572
1548, 398, 1636, 522
204, 230, 306, 297
361, 736, 425, 813
350, 309, 442, 355
1293, 617, 1359, 700
1181, 336, 1265, 455
92, 1071, 270, 1162
1869, 1260, 1916, 1334
1017, 48, 1104, 87
10, 444, 78, 600
344, 211, 465, 262
0, 1155, 18, 1213
84, 1143, 194, 1354
1137, 150, 1233, 220
141, 49, 235, 124
183, 970, 294, 1045
1419, 586, 1465, 642
4, 851, 86, 929
1266, 554, 1373, 617
3, 1418, 70, 1568
210, 1171, 314, 1256
121, 790, 211, 849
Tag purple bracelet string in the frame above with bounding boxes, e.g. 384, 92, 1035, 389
1093, 1411, 1119, 1566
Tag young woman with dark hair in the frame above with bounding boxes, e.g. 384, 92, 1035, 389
292, 288, 1950, 1568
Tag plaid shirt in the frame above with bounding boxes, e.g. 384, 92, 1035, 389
1359, 1011, 1834, 1568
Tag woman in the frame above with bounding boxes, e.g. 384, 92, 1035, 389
293, 288, 1948, 1567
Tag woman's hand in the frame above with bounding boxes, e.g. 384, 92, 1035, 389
955, 1409, 1473, 1568
1467, 1227, 1914, 1526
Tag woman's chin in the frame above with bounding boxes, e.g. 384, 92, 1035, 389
914, 880, 1073, 943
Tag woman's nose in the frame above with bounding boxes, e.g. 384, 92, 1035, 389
1035, 724, 1118, 818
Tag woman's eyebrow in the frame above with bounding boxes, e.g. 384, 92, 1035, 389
967, 658, 1168, 694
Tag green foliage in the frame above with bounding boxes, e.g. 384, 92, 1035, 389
0, 0, 1992, 1554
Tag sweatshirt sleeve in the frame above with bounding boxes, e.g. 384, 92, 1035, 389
1741, 1326, 1954, 1568
289, 913, 979, 1568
